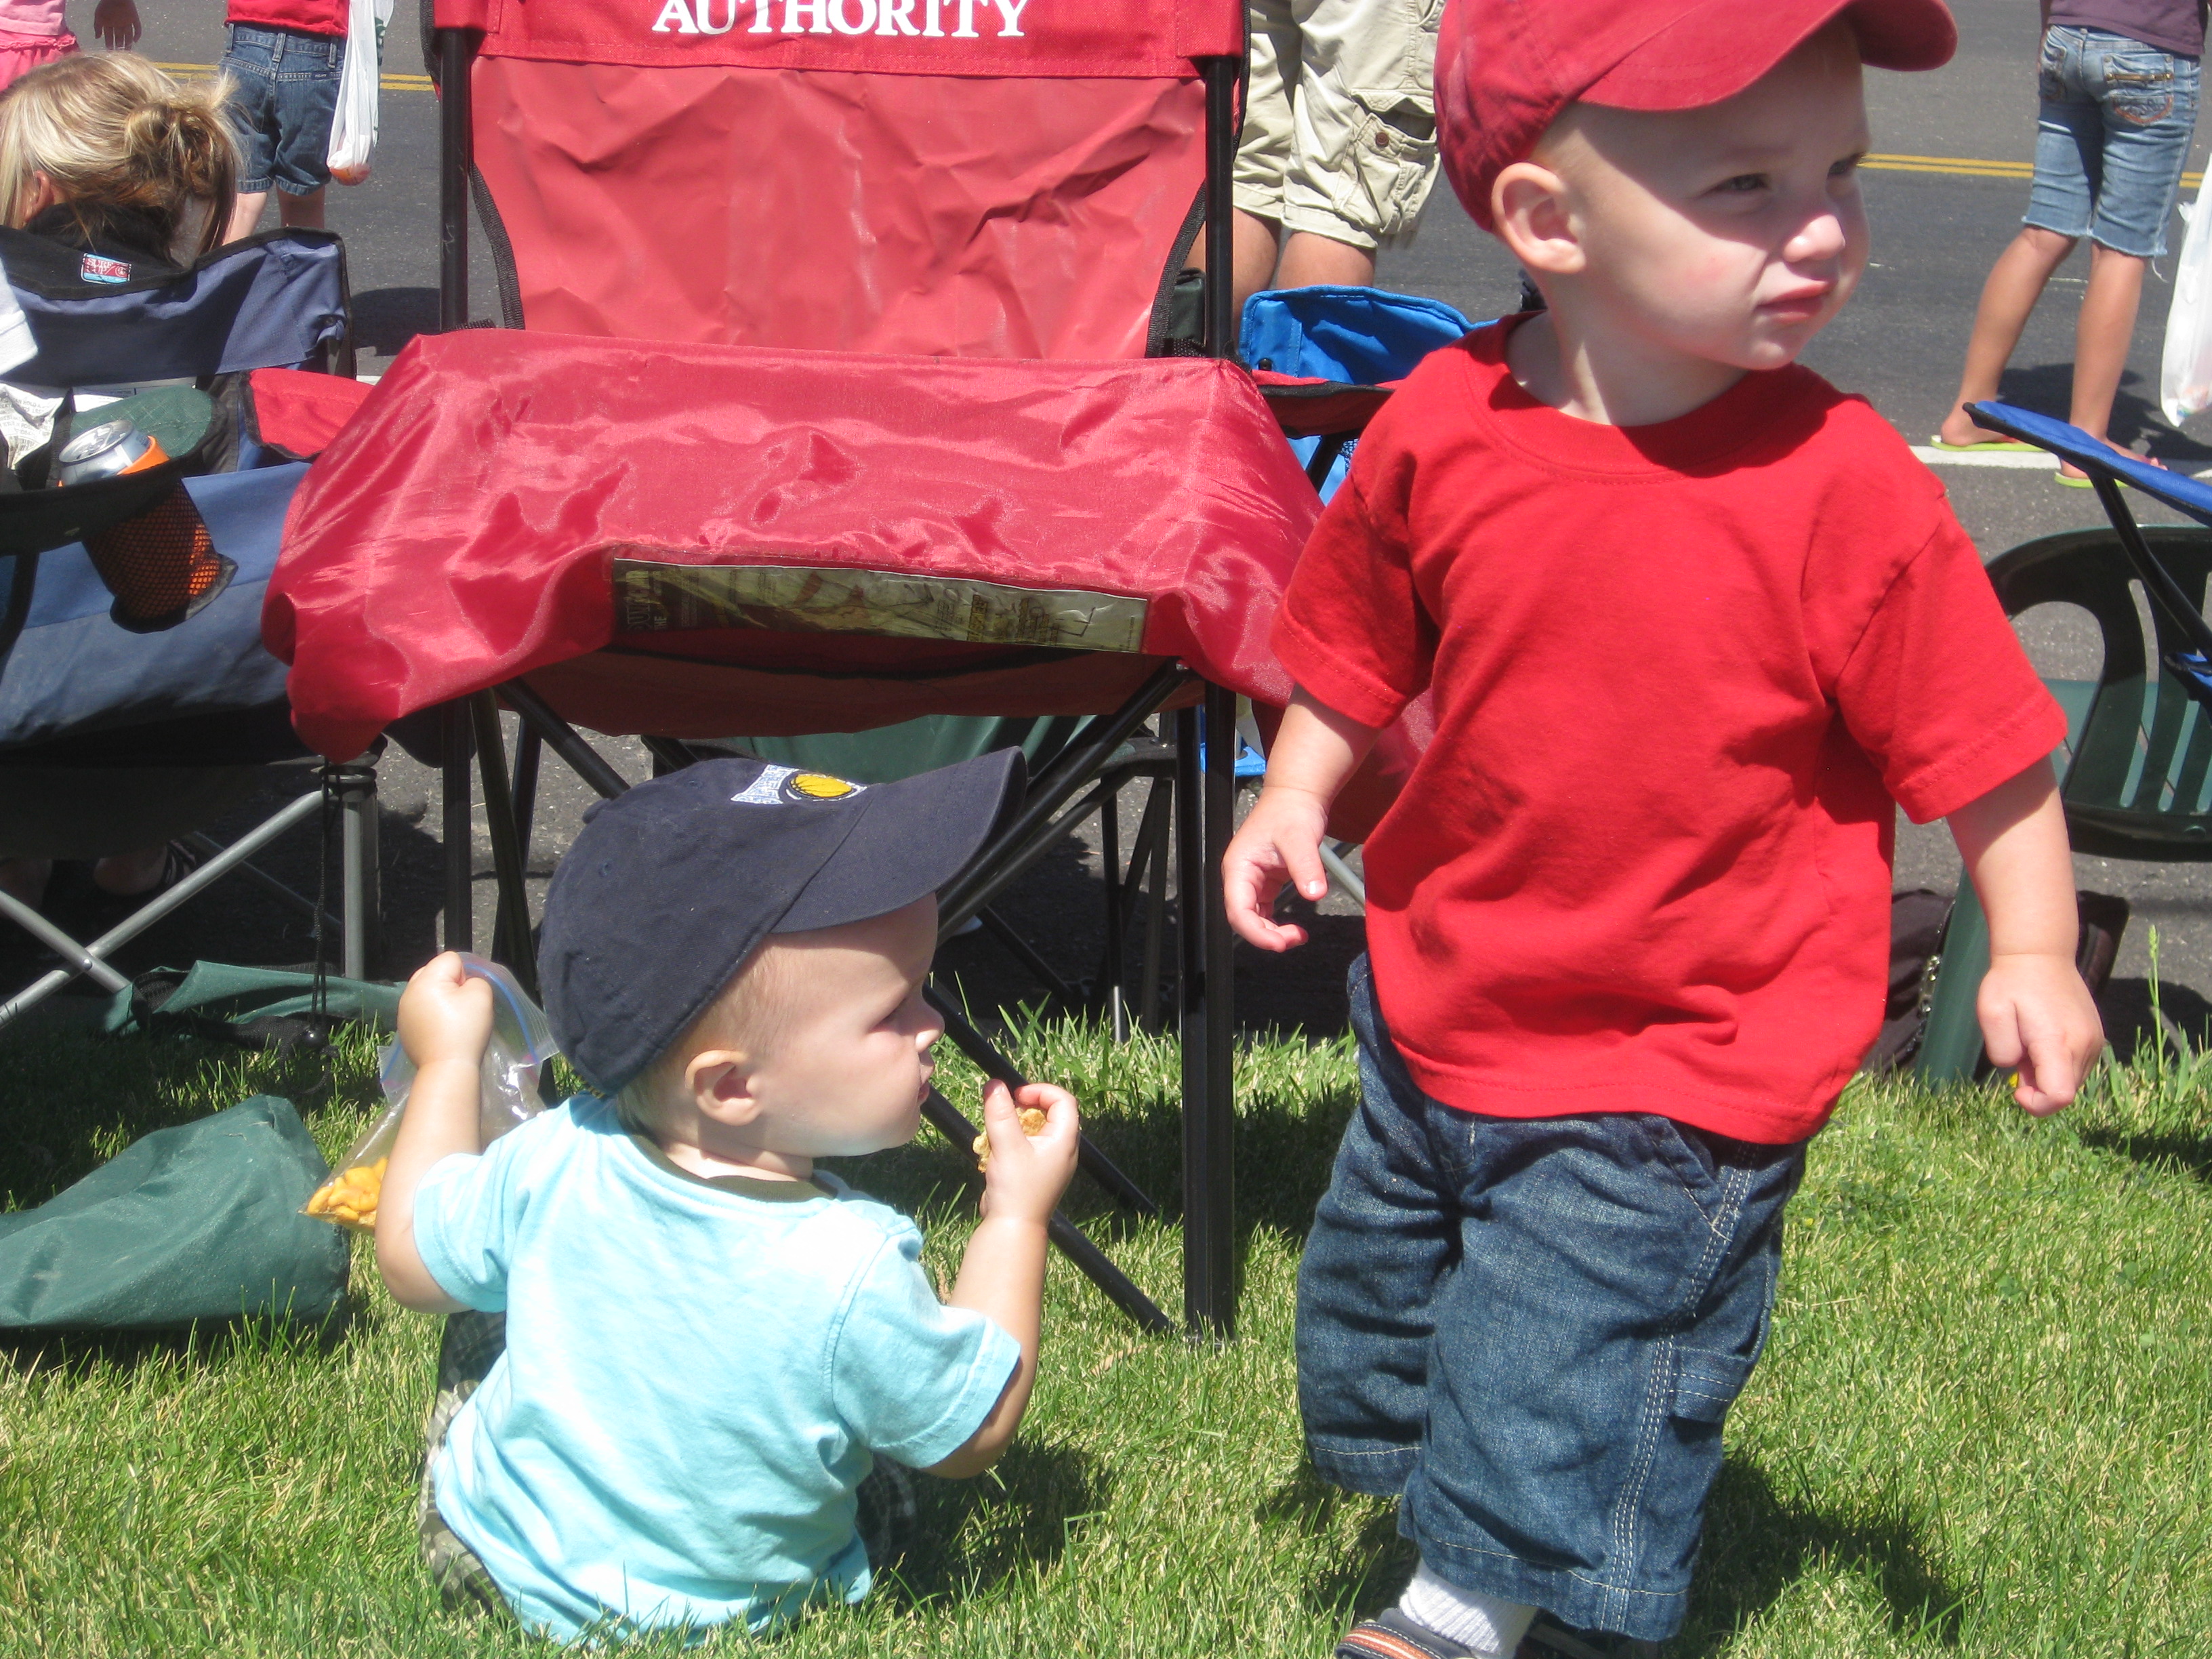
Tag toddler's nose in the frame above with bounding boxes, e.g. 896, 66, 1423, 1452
1785, 203, 1850, 267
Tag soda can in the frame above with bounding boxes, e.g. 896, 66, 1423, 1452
56, 419, 169, 485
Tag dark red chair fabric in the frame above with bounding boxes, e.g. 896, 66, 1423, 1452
444, 0, 1238, 357
266, 329, 1316, 762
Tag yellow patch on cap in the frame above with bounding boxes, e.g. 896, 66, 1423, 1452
789, 772, 859, 800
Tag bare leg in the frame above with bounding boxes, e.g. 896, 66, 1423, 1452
1274, 229, 1377, 291
1184, 209, 1284, 347
226, 190, 268, 243
2067, 242, 2150, 462
1937, 225, 2077, 447
1196, 217, 1382, 347
0, 857, 51, 910
277, 187, 327, 230
92, 844, 168, 898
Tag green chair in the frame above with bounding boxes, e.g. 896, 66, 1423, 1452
1916, 525, 2212, 1080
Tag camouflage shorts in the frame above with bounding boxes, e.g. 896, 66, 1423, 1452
416, 1311, 510, 1620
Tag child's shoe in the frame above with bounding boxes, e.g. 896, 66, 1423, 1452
1337, 1608, 1488, 1659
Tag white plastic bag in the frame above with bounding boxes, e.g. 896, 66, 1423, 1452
325, 0, 394, 186
302, 955, 557, 1233
2163, 180, 2212, 426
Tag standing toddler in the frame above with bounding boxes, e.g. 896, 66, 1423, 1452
1223, 0, 2106, 1652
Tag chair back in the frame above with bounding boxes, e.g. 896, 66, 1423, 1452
437, 0, 1238, 359
1988, 525, 2212, 861
0, 228, 351, 388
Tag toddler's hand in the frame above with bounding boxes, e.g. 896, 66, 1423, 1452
1978, 950, 2105, 1115
397, 953, 496, 1073
1222, 786, 1332, 952
976, 1078, 1077, 1226
92, 0, 140, 48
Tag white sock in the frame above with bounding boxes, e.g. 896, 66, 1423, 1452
1398, 1562, 1538, 1657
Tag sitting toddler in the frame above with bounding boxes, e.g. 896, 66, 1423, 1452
375, 752, 1078, 1642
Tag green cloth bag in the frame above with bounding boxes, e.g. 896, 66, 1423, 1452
0, 1095, 348, 1330
102, 961, 403, 1038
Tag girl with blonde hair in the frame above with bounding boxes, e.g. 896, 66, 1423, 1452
0, 53, 238, 276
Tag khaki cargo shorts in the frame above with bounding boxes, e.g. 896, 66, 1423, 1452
1234, 0, 1443, 252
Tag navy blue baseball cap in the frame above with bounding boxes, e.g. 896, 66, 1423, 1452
538, 750, 1025, 1094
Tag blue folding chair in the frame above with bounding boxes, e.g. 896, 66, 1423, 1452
1914, 400, 2212, 1078
0, 230, 373, 1028
1240, 284, 1470, 500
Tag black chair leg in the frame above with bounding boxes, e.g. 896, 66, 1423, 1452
1176, 692, 1237, 1337
919, 1088, 1172, 1336
1139, 776, 1171, 1036
512, 722, 542, 858
440, 699, 474, 954
1099, 777, 1128, 1040
471, 691, 539, 1000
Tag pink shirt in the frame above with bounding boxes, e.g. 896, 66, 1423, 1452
0, 0, 68, 37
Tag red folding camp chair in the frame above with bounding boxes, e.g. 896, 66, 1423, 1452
270, 0, 1314, 1335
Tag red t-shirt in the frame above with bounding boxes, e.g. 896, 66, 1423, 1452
228, 0, 345, 39
1274, 318, 2068, 1145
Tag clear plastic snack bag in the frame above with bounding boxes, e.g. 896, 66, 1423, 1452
302, 955, 557, 1233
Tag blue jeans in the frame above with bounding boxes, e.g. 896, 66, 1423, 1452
2026, 26, 2200, 258
221, 24, 345, 197
1296, 957, 1806, 1641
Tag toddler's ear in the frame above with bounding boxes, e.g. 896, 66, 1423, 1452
1492, 160, 1581, 279
686, 1050, 766, 1127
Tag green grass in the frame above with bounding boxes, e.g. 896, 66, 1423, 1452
0, 1015, 2207, 1656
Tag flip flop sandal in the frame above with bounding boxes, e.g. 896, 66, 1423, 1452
1927, 434, 2037, 453
2053, 470, 2155, 490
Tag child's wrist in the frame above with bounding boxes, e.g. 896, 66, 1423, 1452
403, 1055, 487, 1110
970, 1213, 1052, 1244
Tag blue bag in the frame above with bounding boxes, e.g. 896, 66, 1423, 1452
1238, 285, 1472, 500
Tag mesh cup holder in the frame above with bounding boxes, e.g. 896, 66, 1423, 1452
81, 481, 235, 634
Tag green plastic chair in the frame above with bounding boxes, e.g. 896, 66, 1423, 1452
1916, 525, 2212, 1080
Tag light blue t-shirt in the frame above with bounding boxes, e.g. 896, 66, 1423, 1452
412, 1095, 1020, 1643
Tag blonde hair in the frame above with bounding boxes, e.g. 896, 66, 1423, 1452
0, 55, 239, 264
613, 945, 796, 1137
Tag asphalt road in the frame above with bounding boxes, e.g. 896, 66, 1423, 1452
11, 0, 2212, 1051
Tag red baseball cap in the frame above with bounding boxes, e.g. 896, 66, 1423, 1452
1437, 0, 1957, 230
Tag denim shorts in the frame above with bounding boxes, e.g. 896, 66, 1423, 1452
220, 24, 345, 197
1296, 957, 1806, 1641
2026, 26, 2200, 258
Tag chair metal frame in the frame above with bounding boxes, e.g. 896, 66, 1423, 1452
428, 23, 1247, 1335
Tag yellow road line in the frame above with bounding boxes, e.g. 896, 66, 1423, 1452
1866, 150, 2203, 189
106, 86, 2212, 182
152, 58, 432, 91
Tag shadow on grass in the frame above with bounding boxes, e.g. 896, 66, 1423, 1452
1265, 1463, 1415, 1624
1679, 1459, 1969, 1654
872, 1439, 1112, 1610
0, 1303, 361, 1377
1261, 1458, 1970, 1652
2074, 1125, 2212, 1183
